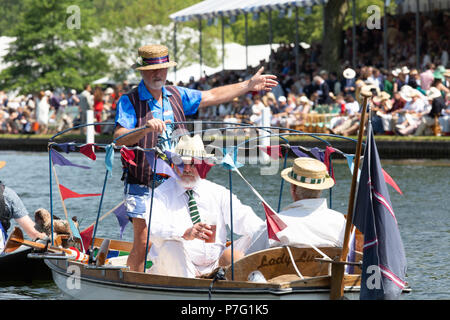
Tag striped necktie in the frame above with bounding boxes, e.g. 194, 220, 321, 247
186, 189, 201, 224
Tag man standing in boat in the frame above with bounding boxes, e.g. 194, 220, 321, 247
274, 157, 347, 247
113, 44, 277, 272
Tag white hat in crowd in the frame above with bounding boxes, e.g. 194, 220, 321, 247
343, 68, 356, 79
401, 66, 410, 74
278, 96, 287, 103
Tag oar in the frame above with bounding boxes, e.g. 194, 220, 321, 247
329, 87, 373, 300
4, 227, 88, 262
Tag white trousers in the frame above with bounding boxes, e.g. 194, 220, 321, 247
148, 240, 219, 278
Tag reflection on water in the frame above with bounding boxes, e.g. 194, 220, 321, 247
0, 151, 448, 300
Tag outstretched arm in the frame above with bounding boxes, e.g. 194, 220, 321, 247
199, 67, 278, 108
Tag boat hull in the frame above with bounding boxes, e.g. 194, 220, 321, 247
0, 245, 52, 283
45, 258, 360, 300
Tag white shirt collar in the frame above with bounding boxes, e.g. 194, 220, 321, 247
281, 198, 328, 212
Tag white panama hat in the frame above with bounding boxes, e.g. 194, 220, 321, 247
299, 42, 310, 49
174, 134, 215, 162
343, 68, 356, 79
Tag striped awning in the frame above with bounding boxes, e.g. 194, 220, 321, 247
169, 0, 328, 22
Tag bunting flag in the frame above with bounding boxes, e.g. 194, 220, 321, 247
144, 151, 179, 178
309, 147, 324, 162
105, 144, 115, 173
68, 218, 81, 240
262, 201, 288, 242
59, 184, 101, 201
324, 146, 336, 181
80, 225, 94, 253
221, 148, 243, 171
112, 203, 130, 239
56, 142, 77, 154
120, 147, 136, 167
258, 145, 282, 160
164, 150, 184, 173
353, 125, 407, 299
195, 160, 215, 179
80, 144, 96, 160
290, 146, 310, 158
51, 149, 91, 169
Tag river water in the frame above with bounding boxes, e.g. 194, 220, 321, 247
0, 150, 448, 300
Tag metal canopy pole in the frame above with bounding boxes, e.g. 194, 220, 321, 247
199, 17, 203, 79
173, 22, 177, 83
222, 15, 225, 71
295, 6, 299, 77
383, 1, 388, 69
268, 8, 273, 73
245, 12, 249, 69
352, 0, 356, 68
415, 0, 420, 69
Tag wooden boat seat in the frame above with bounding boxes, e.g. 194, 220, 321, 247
267, 274, 307, 283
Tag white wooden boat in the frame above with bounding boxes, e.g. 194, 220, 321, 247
43, 238, 363, 300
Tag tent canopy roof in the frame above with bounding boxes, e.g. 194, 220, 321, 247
169, 0, 328, 22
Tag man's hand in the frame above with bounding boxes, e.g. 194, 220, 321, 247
247, 67, 278, 92
183, 222, 213, 241
145, 118, 171, 133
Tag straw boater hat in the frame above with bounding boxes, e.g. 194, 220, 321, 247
281, 157, 334, 190
373, 91, 391, 104
343, 68, 356, 80
174, 134, 214, 162
132, 44, 177, 71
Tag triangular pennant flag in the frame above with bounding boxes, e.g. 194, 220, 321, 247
164, 150, 184, 173
59, 184, 101, 201
310, 147, 324, 162
258, 145, 282, 160
144, 151, 179, 178
194, 160, 215, 179
80, 225, 94, 253
120, 147, 136, 167
56, 142, 77, 154
112, 203, 130, 239
261, 201, 287, 242
51, 149, 91, 169
382, 169, 403, 195
345, 154, 361, 180
80, 144, 96, 160
324, 146, 336, 181
290, 146, 310, 158
68, 218, 81, 239
105, 144, 115, 174
221, 148, 243, 171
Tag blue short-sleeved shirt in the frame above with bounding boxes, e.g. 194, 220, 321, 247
115, 80, 202, 150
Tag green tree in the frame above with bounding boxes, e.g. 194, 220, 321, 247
0, 0, 108, 93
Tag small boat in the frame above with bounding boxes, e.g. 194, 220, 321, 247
44, 238, 363, 300
0, 245, 52, 283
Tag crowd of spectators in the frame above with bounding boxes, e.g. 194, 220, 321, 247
0, 11, 449, 136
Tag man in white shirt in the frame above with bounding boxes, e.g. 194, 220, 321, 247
274, 157, 346, 247
144, 135, 266, 278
